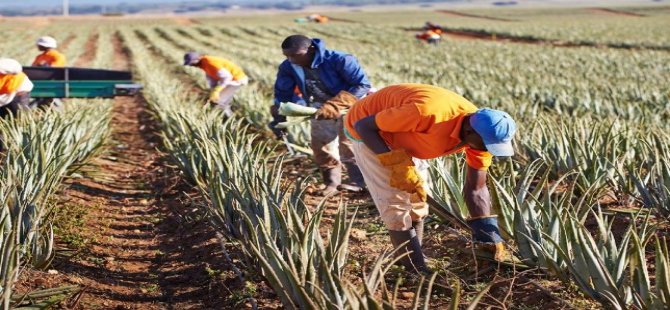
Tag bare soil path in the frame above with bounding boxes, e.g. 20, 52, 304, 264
52, 32, 236, 310
73, 33, 99, 67
402, 27, 670, 51
590, 8, 646, 17
13, 32, 275, 309
436, 9, 517, 22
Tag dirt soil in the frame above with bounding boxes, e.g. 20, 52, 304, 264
10, 21, 603, 309
590, 7, 646, 17
403, 26, 669, 51
73, 33, 99, 67
436, 9, 517, 22
281, 156, 595, 309
59, 34, 78, 51
13, 32, 279, 309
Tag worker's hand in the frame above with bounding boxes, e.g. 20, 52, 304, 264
209, 86, 225, 103
314, 103, 339, 119
269, 105, 287, 139
377, 149, 426, 202
314, 90, 357, 120
270, 105, 281, 118
467, 215, 509, 262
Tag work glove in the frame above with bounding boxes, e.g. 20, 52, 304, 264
314, 90, 357, 120
209, 85, 225, 103
377, 149, 427, 202
467, 215, 509, 262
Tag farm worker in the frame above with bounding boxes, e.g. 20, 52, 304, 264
272, 34, 371, 195
32, 36, 66, 67
0, 58, 34, 118
423, 21, 443, 33
345, 84, 517, 274
416, 30, 441, 44
307, 14, 329, 23
183, 51, 248, 117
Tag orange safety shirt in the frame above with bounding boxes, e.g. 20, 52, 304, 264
345, 83, 493, 170
32, 49, 66, 67
0, 73, 27, 95
197, 55, 246, 81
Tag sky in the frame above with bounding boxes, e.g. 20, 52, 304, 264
0, 0, 660, 9
0, 0, 215, 8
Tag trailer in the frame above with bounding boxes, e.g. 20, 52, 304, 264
24, 66, 142, 99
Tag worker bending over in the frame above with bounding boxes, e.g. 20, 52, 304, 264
183, 52, 248, 117
416, 29, 441, 44
345, 84, 516, 273
272, 34, 371, 195
0, 58, 34, 118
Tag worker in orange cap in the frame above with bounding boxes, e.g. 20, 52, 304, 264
184, 52, 248, 117
0, 58, 34, 118
33, 36, 66, 67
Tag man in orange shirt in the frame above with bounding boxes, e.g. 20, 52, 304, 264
32, 36, 66, 67
0, 58, 34, 119
416, 29, 441, 44
345, 84, 516, 274
184, 52, 248, 117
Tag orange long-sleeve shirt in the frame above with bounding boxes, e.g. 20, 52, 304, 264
32, 49, 66, 67
0, 73, 27, 94
197, 55, 246, 81
345, 84, 493, 170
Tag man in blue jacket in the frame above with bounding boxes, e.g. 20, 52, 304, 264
272, 35, 371, 195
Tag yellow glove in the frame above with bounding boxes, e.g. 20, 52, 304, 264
477, 242, 510, 262
209, 85, 225, 102
377, 149, 426, 202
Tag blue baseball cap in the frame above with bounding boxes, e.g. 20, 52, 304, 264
183, 51, 201, 65
469, 108, 516, 157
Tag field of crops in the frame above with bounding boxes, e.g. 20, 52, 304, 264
1, 4, 669, 309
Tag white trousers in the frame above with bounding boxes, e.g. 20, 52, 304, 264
214, 77, 248, 116
351, 141, 431, 231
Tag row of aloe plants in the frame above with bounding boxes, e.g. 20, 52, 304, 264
136, 22, 670, 308
0, 103, 112, 309
119, 27, 451, 309
429, 117, 670, 309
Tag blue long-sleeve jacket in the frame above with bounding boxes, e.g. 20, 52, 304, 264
273, 38, 371, 106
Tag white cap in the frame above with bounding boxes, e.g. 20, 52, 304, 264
0, 58, 22, 75
36, 36, 58, 48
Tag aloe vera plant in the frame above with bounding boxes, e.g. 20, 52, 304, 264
0, 103, 111, 308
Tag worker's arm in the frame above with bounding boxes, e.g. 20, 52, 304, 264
463, 165, 491, 218
206, 76, 216, 88
0, 93, 15, 106
215, 68, 234, 87
274, 62, 304, 105
336, 55, 371, 99
18, 78, 34, 93
354, 115, 390, 154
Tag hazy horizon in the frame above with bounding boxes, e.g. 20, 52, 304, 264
0, 0, 662, 11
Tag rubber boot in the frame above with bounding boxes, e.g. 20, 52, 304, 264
389, 229, 431, 274
320, 167, 341, 196
412, 220, 424, 246
338, 162, 366, 193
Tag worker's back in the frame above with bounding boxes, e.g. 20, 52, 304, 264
0, 73, 27, 94
198, 55, 246, 81
33, 49, 66, 67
